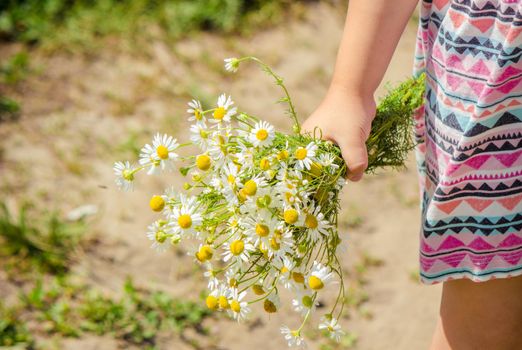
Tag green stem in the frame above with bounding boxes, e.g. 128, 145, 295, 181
237, 56, 301, 134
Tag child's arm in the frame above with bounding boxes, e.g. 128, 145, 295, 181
302, 0, 418, 181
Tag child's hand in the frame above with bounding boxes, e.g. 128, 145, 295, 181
301, 86, 375, 182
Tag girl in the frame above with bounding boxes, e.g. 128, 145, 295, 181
302, 1, 522, 349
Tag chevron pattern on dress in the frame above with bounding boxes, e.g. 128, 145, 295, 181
414, 0, 522, 284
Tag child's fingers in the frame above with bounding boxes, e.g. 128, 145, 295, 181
339, 142, 368, 182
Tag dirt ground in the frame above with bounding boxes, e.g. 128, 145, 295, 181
0, 3, 442, 349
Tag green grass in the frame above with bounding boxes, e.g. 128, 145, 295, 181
1, 51, 31, 85
0, 202, 86, 277
0, 0, 309, 51
0, 302, 34, 348
0, 51, 32, 123
0, 95, 20, 122
14, 276, 211, 348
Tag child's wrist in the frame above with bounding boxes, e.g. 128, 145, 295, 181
328, 81, 374, 104
327, 81, 376, 114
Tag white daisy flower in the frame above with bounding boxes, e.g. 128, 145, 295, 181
222, 238, 254, 263
249, 120, 275, 147
113, 161, 136, 191
266, 227, 294, 260
211, 94, 236, 123
280, 326, 306, 348
276, 179, 301, 207
294, 142, 318, 171
239, 176, 268, 201
169, 195, 202, 237
302, 203, 330, 242
292, 290, 317, 316
308, 261, 335, 291
187, 99, 206, 124
208, 130, 232, 165
139, 133, 179, 174
222, 162, 241, 190
224, 57, 240, 73
228, 289, 251, 322
235, 141, 255, 169
216, 284, 233, 310
276, 255, 306, 290
203, 266, 220, 291
318, 316, 345, 342
243, 209, 279, 247
190, 122, 212, 151
225, 267, 240, 288
192, 243, 214, 263
318, 153, 339, 170
146, 220, 175, 252
273, 256, 296, 289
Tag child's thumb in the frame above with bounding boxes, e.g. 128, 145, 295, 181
339, 141, 368, 182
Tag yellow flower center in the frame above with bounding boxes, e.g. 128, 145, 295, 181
227, 174, 236, 184
310, 162, 323, 177
195, 109, 202, 120
219, 296, 230, 309
230, 240, 244, 256
196, 245, 213, 262
252, 284, 265, 295
280, 266, 289, 274
196, 154, 211, 171
259, 158, 270, 171
122, 169, 134, 181
264, 299, 277, 313
256, 129, 268, 141
243, 180, 257, 196
206, 295, 218, 310
292, 272, 305, 284
277, 150, 289, 161
255, 224, 270, 237
256, 195, 271, 208
178, 214, 192, 229
305, 214, 318, 229
230, 300, 241, 313
302, 295, 313, 308
308, 275, 324, 290
238, 189, 247, 203
283, 209, 299, 224
214, 107, 226, 120
295, 147, 307, 160
229, 278, 238, 288
149, 195, 165, 212
155, 230, 167, 243
199, 129, 208, 139
156, 145, 169, 160
270, 237, 280, 250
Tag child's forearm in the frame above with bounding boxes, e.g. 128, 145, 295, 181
330, 0, 418, 99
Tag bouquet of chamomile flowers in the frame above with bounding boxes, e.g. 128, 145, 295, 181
113, 56, 424, 347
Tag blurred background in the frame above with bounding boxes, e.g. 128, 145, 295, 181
0, 1, 441, 349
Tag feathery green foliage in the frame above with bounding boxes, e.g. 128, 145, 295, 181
365, 73, 425, 172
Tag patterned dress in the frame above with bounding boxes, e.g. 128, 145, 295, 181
413, 0, 522, 284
